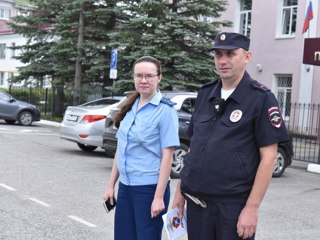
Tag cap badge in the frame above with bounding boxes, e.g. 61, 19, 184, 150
230, 110, 242, 123
220, 34, 226, 41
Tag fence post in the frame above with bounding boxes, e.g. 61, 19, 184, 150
318, 104, 320, 164
29, 86, 32, 103
44, 88, 48, 115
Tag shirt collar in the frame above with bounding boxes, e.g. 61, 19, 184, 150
149, 91, 162, 106
135, 91, 162, 109
209, 71, 251, 104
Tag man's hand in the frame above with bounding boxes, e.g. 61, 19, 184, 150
237, 204, 258, 239
172, 181, 186, 218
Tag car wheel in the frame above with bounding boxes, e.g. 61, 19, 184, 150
77, 143, 98, 152
104, 149, 115, 158
273, 147, 287, 177
18, 111, 33, 126
5, 120, 16, 124
171, 142, 189, 179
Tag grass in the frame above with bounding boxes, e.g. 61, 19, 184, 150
41, 115, 62, 123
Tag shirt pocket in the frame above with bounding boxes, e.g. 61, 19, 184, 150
134, 120, 159, 143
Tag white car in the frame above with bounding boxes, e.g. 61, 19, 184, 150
59, 96, 124, 152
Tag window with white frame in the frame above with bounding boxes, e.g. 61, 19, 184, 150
275, 74, 292, 120
199, 15, 213, 23
16, 8, 30, 16
279, 0, 297, 37
0, 72, 4, 86
11, 42, 16, 58
0, 8, 10, 19
8, 72, 14, 82
239, 0, 252, 37
0, 43, 6, 59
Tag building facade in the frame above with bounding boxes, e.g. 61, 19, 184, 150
220, 0, 320, 114
0, 0, 30, 88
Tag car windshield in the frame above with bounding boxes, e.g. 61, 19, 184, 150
0, 90, 11, 101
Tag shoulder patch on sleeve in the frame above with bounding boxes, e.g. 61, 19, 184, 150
268, 106, 283, 128
160, 97, 176, 107
250, 81, 270, 92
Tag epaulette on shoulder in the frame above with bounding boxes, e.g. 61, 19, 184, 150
201, 79, 220, 89
250, 80, 270, 92
160, 97, 176, 107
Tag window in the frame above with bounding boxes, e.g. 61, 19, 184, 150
275, 74, 292, 120
279, 0, 297, 36
181, 98, 196, 114
199, 15, 212, 23
8, 72, 14, 82
0, 43, 6, 59
0, 8, 9, 19
17, 8, 30, 16
239, 0, 252, 37
11, 42, 16, 58
0, 72, 4, 86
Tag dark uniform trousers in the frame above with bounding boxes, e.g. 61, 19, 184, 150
186, 198, 255, 240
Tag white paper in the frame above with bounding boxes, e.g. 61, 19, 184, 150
162, 207, 187, 240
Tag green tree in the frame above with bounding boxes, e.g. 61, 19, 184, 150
109, 0, 231, 92
9, 0, 124, 112
9, 0, 231, 113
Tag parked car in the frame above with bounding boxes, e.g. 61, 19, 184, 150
103, 92, 197, 178
103, 92, 294, 178
273, 136, 294, 177
0, 89, 41, 126
59, 96, 124, 152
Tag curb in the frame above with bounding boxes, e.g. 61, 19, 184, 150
38, 120, 61, 127
307, 164, 320, 174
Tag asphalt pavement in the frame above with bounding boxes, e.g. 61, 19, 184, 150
34, 120, 320, 239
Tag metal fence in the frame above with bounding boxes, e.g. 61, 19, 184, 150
287, 103, 320, 164
7, 85, 105, 116
6, 86, 320, 164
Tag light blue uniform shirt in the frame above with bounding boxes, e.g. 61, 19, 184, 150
116, 91, 180, 186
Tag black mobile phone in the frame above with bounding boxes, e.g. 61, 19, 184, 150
103, 197, 116, 213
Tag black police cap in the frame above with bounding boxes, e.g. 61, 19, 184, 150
208, 32, 250, 52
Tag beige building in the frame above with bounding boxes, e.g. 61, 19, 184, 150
220, 0, 320, 115
0, 0, 32, 88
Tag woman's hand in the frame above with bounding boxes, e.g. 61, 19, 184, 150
103, 186, 115, 205
151, 197, 165, 218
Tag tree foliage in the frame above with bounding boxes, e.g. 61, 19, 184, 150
9, 0, 231, 97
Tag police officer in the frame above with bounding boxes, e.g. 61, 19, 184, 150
172, 32, 290, 240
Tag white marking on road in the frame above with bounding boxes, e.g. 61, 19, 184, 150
1, 131, 58, 136
0, 183, 16, 191
68, 215, 97, 228
29, 197, 51, 207
19, 129, 34, 133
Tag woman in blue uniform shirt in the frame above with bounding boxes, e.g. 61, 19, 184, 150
103, 56, 180, 240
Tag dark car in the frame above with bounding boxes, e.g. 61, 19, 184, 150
103, 92, 293, 178
0, 89, 41, 126
273, 136, 294, 177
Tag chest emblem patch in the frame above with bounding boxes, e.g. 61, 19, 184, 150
230, 110, 242, 123
268, 106, 283, 128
